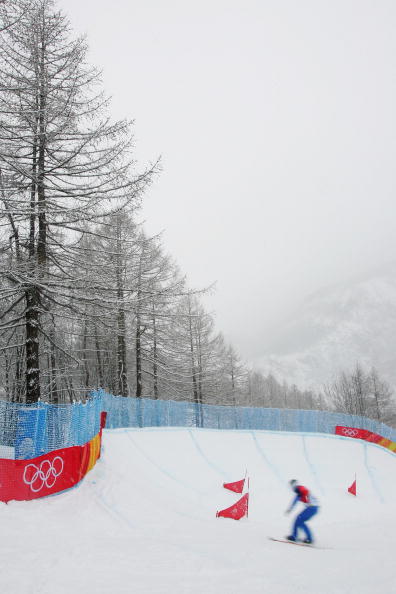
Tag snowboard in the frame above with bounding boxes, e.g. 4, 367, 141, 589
268, 537, 326, 549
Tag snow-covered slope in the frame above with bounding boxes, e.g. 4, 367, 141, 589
257, 263, 396, 391
2, 427, 396, 594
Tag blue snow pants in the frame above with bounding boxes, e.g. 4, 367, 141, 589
292, 505, 319, 541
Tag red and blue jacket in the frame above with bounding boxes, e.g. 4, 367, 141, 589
289, 485, 319, 511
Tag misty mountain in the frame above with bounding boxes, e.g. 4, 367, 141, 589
257, 263, 396, 394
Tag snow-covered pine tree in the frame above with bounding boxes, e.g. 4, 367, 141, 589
0, 0, 154, 402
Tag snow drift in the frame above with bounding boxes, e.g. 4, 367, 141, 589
1, 427, 395, 594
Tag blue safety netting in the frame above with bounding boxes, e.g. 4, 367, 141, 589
0, 392, 103, 460
1, 390, 395, 461
101, 392, 396, 442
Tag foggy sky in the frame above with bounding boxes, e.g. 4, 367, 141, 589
60, 0, 396, 364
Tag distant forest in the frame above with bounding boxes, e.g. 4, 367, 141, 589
0, 1, 394, 428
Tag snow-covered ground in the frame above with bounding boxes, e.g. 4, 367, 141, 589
2, 427, 396, 594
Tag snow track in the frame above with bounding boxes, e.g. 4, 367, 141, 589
2, 427, 396, 594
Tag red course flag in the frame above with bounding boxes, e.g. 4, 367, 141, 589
216, 493, 249, 520
223, 478, 245, 493
348, 479, 357, 496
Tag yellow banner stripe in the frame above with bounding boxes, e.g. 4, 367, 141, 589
87, 434, 101, 473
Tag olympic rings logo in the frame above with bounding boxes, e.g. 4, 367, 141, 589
341, 428, 359, 438
23, 457, 64, 492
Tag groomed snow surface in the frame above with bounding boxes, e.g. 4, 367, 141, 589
2, 428, 396, 594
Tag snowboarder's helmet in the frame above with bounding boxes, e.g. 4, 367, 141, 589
289, 479, 298, 489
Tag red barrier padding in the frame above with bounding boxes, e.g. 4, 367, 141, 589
0, 431, 103, 503
223, 478, 245, 493
216, 493, 249, 520
366, 433, 382, 444
335, 426, 371, 440
335, 426, 396, 454
348, 479, 357, 496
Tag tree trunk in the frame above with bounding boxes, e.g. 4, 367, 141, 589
116, 217, 128, 397
152, 303, 158, 399
188, 315, 198, 404
117, 311, 128, 397
83, 318, 90, 390
135, 319, 142, 398
25, 286, 40, 403
94, 324, 104, 388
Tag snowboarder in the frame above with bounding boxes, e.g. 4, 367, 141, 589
285, 479, 319, 544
